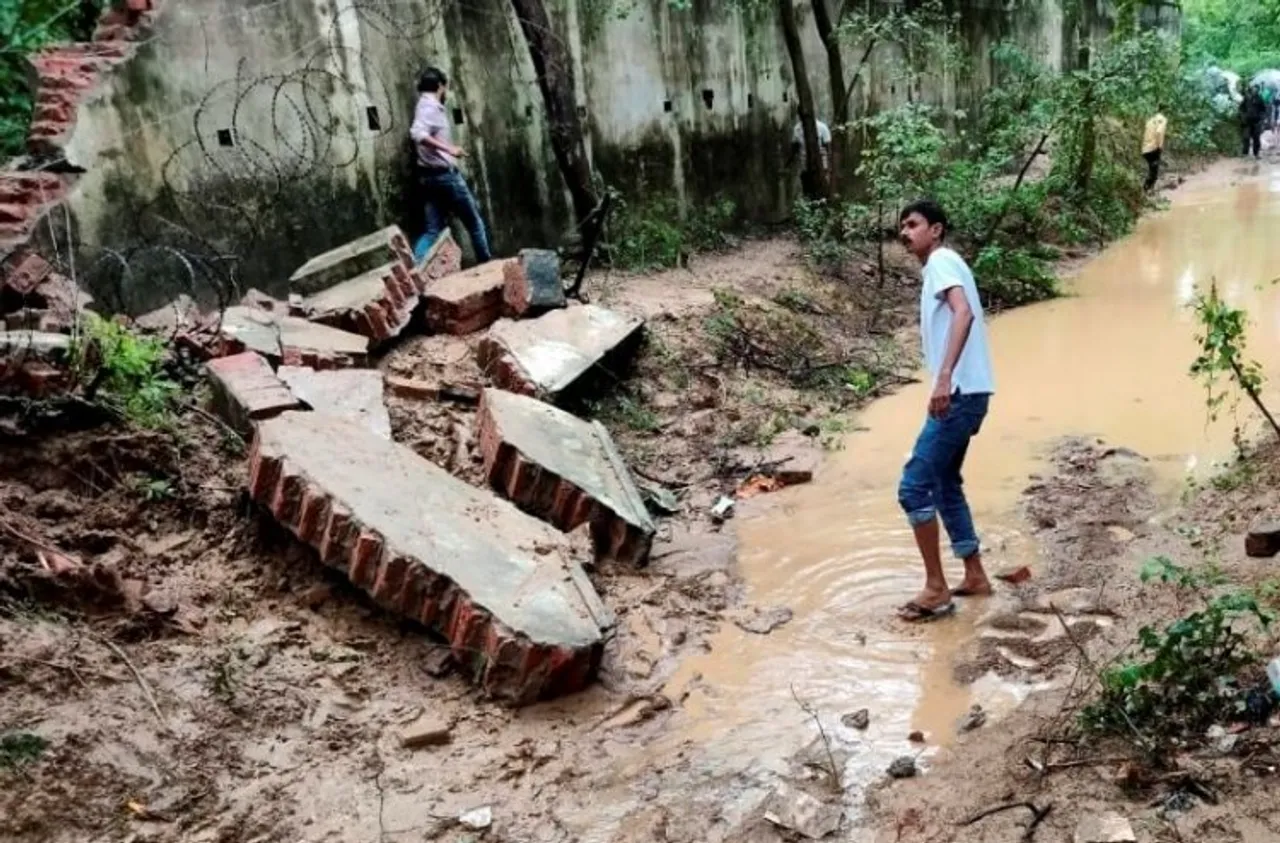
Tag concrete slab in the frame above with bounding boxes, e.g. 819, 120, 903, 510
419, 230, 462, 287
0, 330, 71, 359
216, 307, 369, 369
302, 261, 422, 345
424, 262, 506, 335
477, 305, 645, 401
278, 366, 391, 439
288, 225, 415, 296
206, 352, 300, 433
477, 388, 655, 565
0, 330, 73, 395
248, 412, 614, 703
503, 249, 565, 317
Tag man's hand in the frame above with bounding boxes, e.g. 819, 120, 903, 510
929, 374, 952, 418
451, 145, 467, 158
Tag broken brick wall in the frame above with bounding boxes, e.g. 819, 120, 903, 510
5, 0, 1137, 316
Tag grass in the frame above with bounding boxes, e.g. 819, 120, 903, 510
0, 732, 49, 772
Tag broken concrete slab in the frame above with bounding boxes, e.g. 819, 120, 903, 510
134, 294, 201, 334
248, 412, 615, 703
0, 330, 72, 395
477, 388, 656, 565
303, 261, 423, 345
0, 329, 71, 360
206, 352, 301, 433
424, 262, 506, 335
503, 249, 564, 317
214, 307, 369, 369
277, 366, 391, 439
477, 305, 645, 402
418, 230, 462, 286
288, 225, 415, 297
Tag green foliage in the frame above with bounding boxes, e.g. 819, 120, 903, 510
0, 731, 48, 772
1, 1, 106, 157
1190, 279, 1269, 426
132, 473, 175, 501
1082, 557, 1273, 744
75, 312, 180, 427
1181, 0, 1280, 78
609, 195, 737, 271
592, 393, 659, 433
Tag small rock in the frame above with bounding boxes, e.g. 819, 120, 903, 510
887, 756, 917, 779
423, 646, 455, 678
996, 565, 1032, 585
1246, 522, 1280, 558
1073, 812, 1135, 843
762, 781, 843, 839
733, 606, 794, 635
299, 583, 332, 609
459, 806, 492, 831
908, 730, 925, 743
400, 715, 453, 749
638, 481, 680, 516
958, 704, 986, 733
1206, 724, 1239, 754
841, 708, 870, 730
710, 496, 736, 523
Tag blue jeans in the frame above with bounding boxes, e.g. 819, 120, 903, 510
413, 169, 492, 263
897, 391, 990, 559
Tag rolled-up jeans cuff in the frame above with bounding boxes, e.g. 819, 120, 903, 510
906, 507, 936, 527
952, 539, 980, 560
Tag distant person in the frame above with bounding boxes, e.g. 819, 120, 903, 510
790, 117, 832, 196
1141, 106, 1168, 191
894, 199, 995, 623
1240, 85, 1266, 159
410, 67, 492, 264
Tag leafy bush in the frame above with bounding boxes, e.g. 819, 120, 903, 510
75, 312, 180, 427
1082, 557, 1274, 746
609, 194, 737, 271
972, 244, 1057, 309
2, 1, 106, 157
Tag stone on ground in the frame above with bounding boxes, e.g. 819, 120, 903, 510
503, 249, 565, 317
134, 294, 201, 333
302, 261, 423, 345
215, 306, 368, 368
477, 305, 644, 401
419, 230, 462, 284
734, 429, 821, 486
288, 225, 415, 296
248, 412, 615, 703
477, 388, 655, 565
1245, 522, 1280, 558
424, 262, 506, 335
1074, 813, 1135, 843
400, 714, 453, 749
206, 352, 300, 433
277, 365, 390, 439
762, 781, 843, 839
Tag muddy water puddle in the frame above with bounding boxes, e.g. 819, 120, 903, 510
655, 160, 1280, 808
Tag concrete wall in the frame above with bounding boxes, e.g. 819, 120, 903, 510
53, 0, 1161, 312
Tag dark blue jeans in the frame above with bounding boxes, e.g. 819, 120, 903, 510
897, 392, 990, 559
413, 169, 492, 263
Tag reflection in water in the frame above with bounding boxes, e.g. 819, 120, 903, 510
656, 159, 1280, 796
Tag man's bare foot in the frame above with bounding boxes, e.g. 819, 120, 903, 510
904, 586, 952, 611
950, 578, 993, 597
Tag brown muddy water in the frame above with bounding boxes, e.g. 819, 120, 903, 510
652, 159, 1280, 821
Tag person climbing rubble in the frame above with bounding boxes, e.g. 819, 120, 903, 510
894, 199, 995, 623
410, 66, 493, 265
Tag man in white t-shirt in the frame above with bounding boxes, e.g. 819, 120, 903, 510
790, 118, 832, 195
894, 199, 996, 622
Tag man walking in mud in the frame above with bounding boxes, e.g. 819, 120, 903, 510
410, 66, 492, 265
1141, 105, 1167, 191
1240, 85, 1266, 159
894, 200, 995, 622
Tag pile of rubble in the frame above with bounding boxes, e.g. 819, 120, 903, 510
3, 223, 657, 705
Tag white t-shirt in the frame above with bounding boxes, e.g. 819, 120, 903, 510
920, 247, 995, 395
791, 120, 832, 151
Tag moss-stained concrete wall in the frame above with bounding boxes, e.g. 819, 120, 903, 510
53, 0, 1160, 312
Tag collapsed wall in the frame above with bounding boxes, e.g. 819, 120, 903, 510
1, 0, 1149, 315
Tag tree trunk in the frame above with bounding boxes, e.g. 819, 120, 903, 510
812, 0, 847, 126
778, 0, 829, 200
508, 0, 599, 228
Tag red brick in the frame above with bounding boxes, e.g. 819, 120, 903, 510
246, 413, 613, 704
996, 565, 1032, 585
418, 231, 462, 288
1, 250, 52, 296
204, 351, 300, 434
424, 262, 507, 335
302, 262, 423, 345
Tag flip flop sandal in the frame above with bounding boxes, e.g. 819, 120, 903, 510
950, 587, 993, 597
897, 601, 957, 622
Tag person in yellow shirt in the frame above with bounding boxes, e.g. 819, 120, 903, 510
1142, 106, 1168, 191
